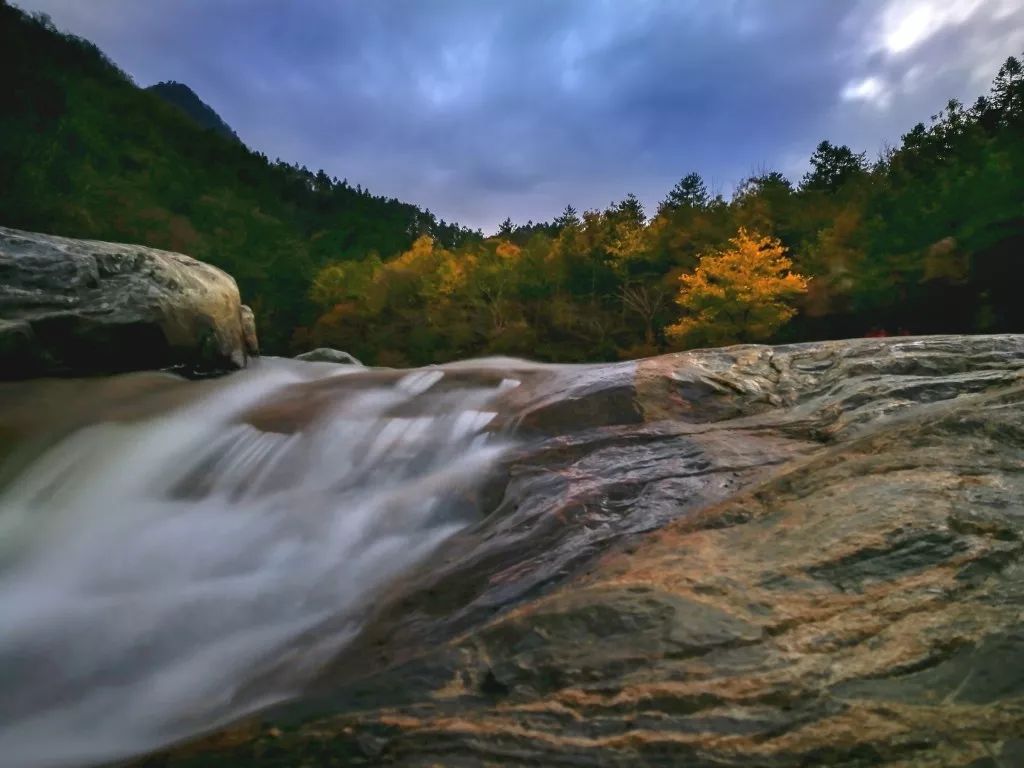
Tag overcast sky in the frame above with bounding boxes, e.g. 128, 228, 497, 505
16, 0, 1024, 232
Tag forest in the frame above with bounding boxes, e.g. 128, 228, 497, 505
0, 2, 478, 351
2, 1, 1023, 364
305, 62, 1024, 365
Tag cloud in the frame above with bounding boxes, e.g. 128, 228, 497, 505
13, 0, 1024, 231
875, 0, 985, 55
827, 0, 1024, 169
841, 76, 892, 109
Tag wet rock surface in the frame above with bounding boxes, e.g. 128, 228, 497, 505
239, 305, 259, 358
113, 335, 1024, 765
0, 226, 256, 378
294, 347, 363, 365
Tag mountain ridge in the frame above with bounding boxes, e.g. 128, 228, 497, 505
0, 0, 480, 352
145, 80, 238, 141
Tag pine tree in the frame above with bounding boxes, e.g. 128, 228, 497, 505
659, 173, 709, 214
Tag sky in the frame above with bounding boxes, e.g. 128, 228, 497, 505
15, 0, 1024, 232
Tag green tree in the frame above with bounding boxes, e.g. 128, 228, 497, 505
658, 172, 709, 214
801, 141, 868, 192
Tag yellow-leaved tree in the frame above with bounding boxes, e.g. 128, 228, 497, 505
665, 228, 809, 348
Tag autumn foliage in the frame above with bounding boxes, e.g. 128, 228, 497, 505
665, 229, 809, 348
4, 0, 1023, 362
300, 52, 1024, 363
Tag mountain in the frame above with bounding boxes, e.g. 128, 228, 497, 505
0, 0, 480, 351
145, 81, 238, 141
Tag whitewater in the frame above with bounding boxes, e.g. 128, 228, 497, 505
0, 358, 524, 768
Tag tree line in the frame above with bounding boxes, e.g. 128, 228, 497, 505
2, 1, 1023, 363
306, 55, 1024, 364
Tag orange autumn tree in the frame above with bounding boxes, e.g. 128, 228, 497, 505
665, 228, 809, 348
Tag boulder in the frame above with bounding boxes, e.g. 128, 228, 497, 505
294, 347, 362, 365
239, 304, 259, 357
0, 226, 257, 378
83, 335, 1024, 766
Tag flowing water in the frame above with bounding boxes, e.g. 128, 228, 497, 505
0, 358, 529, 768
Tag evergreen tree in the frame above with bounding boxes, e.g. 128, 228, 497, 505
659, 173, 709, 214
801, 141, 868, 192
555, 205, 581, 229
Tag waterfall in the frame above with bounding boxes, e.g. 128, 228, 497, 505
0, 358, 521, 768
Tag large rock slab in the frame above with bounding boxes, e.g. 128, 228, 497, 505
104, 335, 1024, 765
0, 226, 256, 378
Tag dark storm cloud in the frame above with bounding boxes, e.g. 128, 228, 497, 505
15, 0, 1024, 230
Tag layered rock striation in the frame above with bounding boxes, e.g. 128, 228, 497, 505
62, 334, 1024, 766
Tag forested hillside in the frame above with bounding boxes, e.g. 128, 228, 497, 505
0, 1, 479, 350
2, 0, 1022, 363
